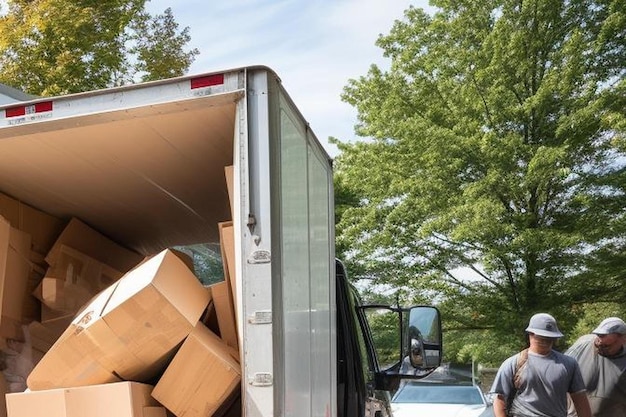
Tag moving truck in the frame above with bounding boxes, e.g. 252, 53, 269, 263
0, 67, 441, 417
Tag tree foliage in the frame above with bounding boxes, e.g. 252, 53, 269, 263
0, 1, 198, 95
334, 0, 626, 365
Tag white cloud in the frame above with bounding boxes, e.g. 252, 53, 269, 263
147, 0, 431, 156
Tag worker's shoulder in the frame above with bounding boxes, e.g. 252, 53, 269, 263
564, 334, 596, 359
570, 334, 596, 349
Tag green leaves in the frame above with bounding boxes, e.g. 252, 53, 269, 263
0, 1, 198, 95
130, 8, 198, 82
336, 0, 626, 365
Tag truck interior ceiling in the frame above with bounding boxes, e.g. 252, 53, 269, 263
0, 93, 238, 256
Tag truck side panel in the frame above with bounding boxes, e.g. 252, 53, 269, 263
277, 90, 335, 417
239, 69, 335, 417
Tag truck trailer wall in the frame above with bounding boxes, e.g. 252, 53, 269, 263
239, 70, 335, 417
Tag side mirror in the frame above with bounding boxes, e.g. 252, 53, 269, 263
406, 306, 441, 369
360, 304, 442, 383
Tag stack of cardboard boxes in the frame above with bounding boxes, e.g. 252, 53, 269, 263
0, 174, 242, 417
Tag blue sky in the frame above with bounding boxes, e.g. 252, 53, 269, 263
146, 0, 432, 156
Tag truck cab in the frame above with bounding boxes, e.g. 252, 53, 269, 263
337, 260, 442, 417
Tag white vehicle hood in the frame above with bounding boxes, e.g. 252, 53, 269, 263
392, 402, 488, 417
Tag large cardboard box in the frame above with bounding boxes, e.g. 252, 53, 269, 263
27, 249, 211, 390
152, 323, 241, 417
0, 192, 64, 258
45, 218, 143, 273
6, 381, 166, 417
0, 216, 33, 339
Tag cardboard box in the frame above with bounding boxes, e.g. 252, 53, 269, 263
27, 320, 71, 353
24, 269, 44, 324
45, 218, 143, 273
209, 282, 238, 353
46, 245, 122, 290
218, 222, 236, 302
224, 165, 234, 220
137, 248, 195, 276
34, 245, 123, 313
40, 304, 75, 324
39, 313, 74, 335
218, 222, 239, 331
33, 277, 92, 313
6, 381, 166, 417
0, 216, 33, 339
152, 323, 241, 417
27, 249, 211, 390
0, 192, 64, 258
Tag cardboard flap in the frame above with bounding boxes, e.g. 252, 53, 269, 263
46, 218, 142, 272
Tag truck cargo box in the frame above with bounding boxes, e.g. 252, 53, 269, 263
0, 67, 338, 417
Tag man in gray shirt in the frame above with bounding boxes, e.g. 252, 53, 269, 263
491, 313, 591, 417
565, 317, 626, 416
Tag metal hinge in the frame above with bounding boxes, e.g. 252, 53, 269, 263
249, 372, 273, 387
248, 311, 272, 324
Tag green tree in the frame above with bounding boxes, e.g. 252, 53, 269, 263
567, 302, 626, 345
334, 0, 626, 366
130, 7, 197, 82
0, 1, 198, 95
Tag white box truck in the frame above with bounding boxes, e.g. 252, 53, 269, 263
0, 66, 441, 417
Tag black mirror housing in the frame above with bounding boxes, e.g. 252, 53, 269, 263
359, 304, 442, 386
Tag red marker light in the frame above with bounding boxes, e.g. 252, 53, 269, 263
190, 74, 224, 89
5, 101, 53, 118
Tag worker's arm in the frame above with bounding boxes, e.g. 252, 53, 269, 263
493, 394, 508, 417
570, 391, 591, 417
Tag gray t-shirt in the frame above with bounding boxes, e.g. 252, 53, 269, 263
491, 349, 586, 417
565, 334, 626, 417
